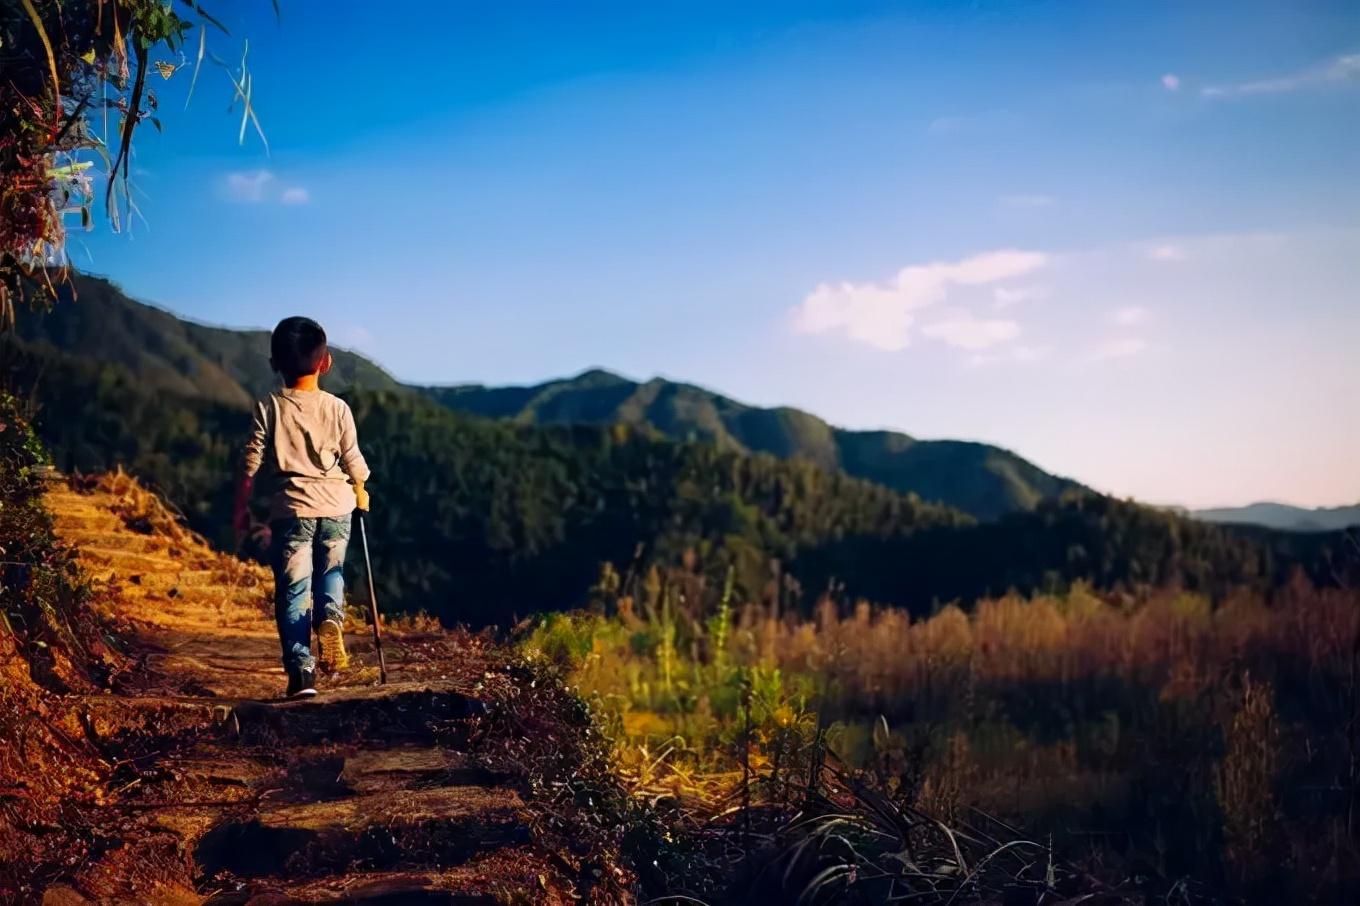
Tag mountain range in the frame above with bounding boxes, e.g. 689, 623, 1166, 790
12, 273, 1080, 521
425, 371, 1085, 520
2, 273, 1353, 620
1191, 502, 1360, 533
7, 273, 1351, 530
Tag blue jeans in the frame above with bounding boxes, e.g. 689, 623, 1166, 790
269, 515, 351, 672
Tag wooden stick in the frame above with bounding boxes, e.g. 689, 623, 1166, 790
356, 511, 387, 684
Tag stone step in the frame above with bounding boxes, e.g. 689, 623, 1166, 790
199, 852, 564, 905
193, 786, 528, 880
82, 567, 239, 591
57, 530, 174, 554
75, 545, 189, 572
50, 511, 124, 532
46, 500, 125, 520
227, 684, 487, 747
337, 747, 508, 795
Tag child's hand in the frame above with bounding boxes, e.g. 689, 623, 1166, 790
354, 480, 371, 512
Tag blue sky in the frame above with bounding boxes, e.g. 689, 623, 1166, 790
73, 1, 1358, 507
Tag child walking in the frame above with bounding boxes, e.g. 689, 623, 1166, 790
234, 317, 371, 698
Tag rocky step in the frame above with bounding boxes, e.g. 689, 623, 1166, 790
123, 588, 272, 617
81, 567, 244, 591
49, 510, 126, 532
55, 529, 178, 554
75, 545, 194, 572
199, 850, 569, 905
228, 684, 487, 747
118, 744, 510, 818
193, 786, 529, 881
282, 747, 513, 800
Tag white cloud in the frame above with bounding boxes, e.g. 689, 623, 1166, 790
992, 285, 1049, 309
998, 193, 1056, 208
1202, 53, 1360, 98
968, 344, 1050, 368
922, 312, 1021, 350
1112, 305, 1149, 326
225, 169, 275, 202
792, 249, 1048, 351
1161, 73, 1181, 92
1147, 243, 1187, 262
223, 170, 310, 205
1089, 338, 1147, 361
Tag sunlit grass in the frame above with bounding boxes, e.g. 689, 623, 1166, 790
522, 571, 1360, 900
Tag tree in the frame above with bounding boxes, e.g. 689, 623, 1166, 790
0, 1, 269, 324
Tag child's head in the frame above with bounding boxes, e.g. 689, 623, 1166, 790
270, 316, 332, 385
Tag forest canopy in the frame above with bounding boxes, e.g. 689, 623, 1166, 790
3, 321, 1353, 627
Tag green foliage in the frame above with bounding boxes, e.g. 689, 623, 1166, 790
3, 276, 1355, 626
0, 388, 117, 692
532, 581, 1360, 904
345, 387, 962, 625
1, 2, 268, 317
426, 368, 1086, 519
14, 273, 404, 406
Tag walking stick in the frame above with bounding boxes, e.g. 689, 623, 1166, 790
356, 511, 387, 684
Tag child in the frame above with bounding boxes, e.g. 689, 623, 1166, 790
234, 317, 371, 698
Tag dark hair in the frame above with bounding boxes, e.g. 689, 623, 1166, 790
270, 316, 328, 382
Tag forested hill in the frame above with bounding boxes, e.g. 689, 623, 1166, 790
1, 289, 1353, 622
425, 371, 1086, 520
16, 273, 1079, 520
13, 272, 403, 407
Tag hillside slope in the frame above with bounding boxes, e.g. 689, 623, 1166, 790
425, 369, 1085, 519
14, 272, 403, 407
12, 274, 1080, 519
3, 286, 1350, 623
13, 470, 637, 902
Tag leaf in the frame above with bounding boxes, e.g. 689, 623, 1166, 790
19, 0, 60, 106
185, 27, 206, 109
176, 0, 231, 35
871, 714, 890, 753
106, 43, 149, 213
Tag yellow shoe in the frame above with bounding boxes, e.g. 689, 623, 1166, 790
317, 619, 350, 671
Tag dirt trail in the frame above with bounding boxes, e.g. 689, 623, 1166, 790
39, 475, 580, 905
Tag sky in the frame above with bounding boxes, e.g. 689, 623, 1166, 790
71, 0, 1359, 508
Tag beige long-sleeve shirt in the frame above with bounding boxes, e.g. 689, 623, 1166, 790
242, 389, 371, 520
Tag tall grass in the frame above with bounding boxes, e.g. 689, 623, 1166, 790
525, 569, 1360, 902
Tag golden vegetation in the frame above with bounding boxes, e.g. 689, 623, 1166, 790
525, 568, 1360, 899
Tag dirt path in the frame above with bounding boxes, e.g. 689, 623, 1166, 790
39, 475, 585, 904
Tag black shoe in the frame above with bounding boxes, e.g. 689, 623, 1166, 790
285, 668, 318, 699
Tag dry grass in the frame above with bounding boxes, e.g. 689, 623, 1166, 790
525, 574, 1360, 901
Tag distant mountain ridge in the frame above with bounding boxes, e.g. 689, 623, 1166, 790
3, 273, 1355, 620
12, 273, 403, 407
425, 370, 1087, 520
6, 273, 1086, 520
1192, 502, 1360, 533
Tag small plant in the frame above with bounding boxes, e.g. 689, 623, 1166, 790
1215, 672, 1282, 882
